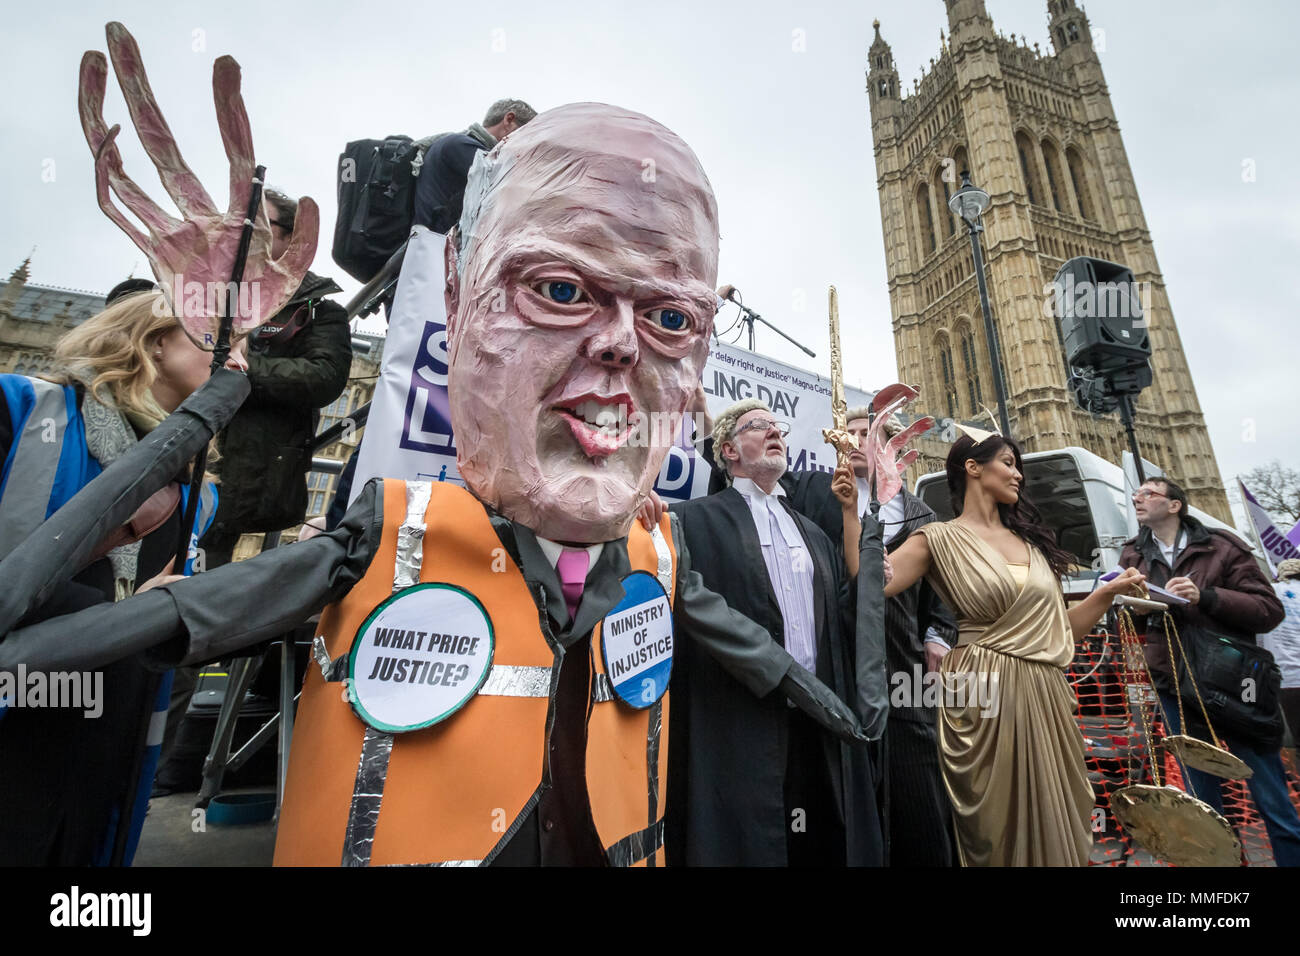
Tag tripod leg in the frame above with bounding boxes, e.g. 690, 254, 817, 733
195, 656, 258, 809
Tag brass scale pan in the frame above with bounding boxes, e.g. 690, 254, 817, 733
1108, 585, 1249, 866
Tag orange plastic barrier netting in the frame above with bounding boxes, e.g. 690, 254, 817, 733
1071, 627, 1300, 866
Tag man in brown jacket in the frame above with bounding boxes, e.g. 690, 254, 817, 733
1119, 476, 1299, 865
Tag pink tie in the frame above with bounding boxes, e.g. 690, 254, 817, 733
556, 548, 590, 620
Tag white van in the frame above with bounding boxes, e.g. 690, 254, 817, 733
911, 445, 1254, 590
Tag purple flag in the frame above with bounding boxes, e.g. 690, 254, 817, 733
1240, 479, 1300, 577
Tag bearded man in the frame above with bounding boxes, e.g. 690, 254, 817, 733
668, 400, 885, 866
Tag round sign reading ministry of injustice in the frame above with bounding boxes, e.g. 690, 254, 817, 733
600, 571, 673, 708
347, 583, 495, 733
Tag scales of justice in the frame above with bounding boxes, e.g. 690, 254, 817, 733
1110, 586, 1251, 867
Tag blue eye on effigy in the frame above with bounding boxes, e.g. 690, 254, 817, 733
653, 309, 688, 331
539, 281, 580, 304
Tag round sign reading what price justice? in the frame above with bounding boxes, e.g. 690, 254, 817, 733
347, 583, 495, 733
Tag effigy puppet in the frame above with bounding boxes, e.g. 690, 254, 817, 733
0, 23, 870, 867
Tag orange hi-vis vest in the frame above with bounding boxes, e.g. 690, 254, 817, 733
273, 479, 676, 866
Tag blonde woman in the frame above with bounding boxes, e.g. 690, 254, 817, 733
0, 289, 245, 865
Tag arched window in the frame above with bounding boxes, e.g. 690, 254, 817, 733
936, 334, 958, 419
1015, 132, 1042, 206
952, 145, 970, 183
958, 322, 983, 414
917, 183, 937, 256
1041, 139, 1065, 212
934, 166, 955, 238
1065, 146, 1094, 220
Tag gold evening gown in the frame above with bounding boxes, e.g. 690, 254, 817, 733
917, 521, 1093, 866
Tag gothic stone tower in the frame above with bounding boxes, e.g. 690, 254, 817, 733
866, 1, 1230, 521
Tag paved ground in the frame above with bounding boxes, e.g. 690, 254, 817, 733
134, 789, 276, 867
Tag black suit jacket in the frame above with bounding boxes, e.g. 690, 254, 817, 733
782, 473, 956, 724
667, 487, 880, 866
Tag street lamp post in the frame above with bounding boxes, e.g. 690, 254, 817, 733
949, 171, 1013, 440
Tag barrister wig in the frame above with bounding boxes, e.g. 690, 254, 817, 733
711, 398, 771, 479
845, 407, 904, 438
945, 434, 1076, 578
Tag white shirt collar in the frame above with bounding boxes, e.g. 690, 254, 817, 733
855, 476, 871, 509
535, 537, 605, 575
732, 477, 804, 549
854, 477, 908, 541
1155, 527, 1185, 563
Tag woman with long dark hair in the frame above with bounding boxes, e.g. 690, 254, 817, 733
885, 431, 1144, 865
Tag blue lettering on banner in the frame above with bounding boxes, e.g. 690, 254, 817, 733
654, 445, 697, 503
401, 321, 458, 454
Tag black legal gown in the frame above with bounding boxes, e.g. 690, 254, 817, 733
666, 487, 882, 866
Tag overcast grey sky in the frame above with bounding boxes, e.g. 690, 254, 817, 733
2, 1, 1294, 524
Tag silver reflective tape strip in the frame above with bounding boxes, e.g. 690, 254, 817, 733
645, 698, 664, 867
605, 818, 665, 867
592, 672, 615, 703
650, 524, 672, 596
381, 858, 483, 867
646, 524, 668, 862
0, 380, 68, 559
312, 635, 333, 679
147, 709, 168, 747
393, 480, 433, 591
341, 726, 394, 867
646, 698, 663, 853
477, 664, 551, 698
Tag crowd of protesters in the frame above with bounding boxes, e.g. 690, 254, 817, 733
3, 92, 1299, 870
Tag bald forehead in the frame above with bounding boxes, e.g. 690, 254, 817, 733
456, 102, 721, 311
491, 107, 716, 246
503, 103, 712, 194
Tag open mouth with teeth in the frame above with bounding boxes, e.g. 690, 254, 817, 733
554, 395, 635, 459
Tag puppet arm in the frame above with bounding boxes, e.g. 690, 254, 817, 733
668, 514, 866, 743
0, 480, 384, 674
